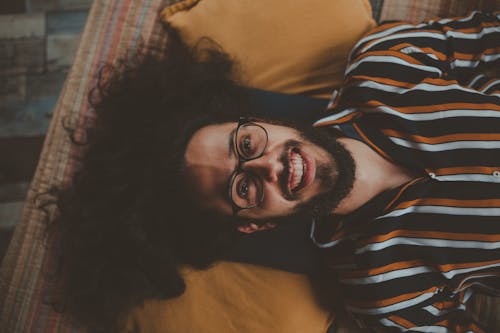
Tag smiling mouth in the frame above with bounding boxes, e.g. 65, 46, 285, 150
289, 149, 307, 192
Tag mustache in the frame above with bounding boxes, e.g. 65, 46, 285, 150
278, 140, 301, 201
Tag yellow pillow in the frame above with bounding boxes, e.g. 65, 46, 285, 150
161, 0, 376, 99
122, 262, 333, 333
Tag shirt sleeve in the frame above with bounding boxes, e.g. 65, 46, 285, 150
315, 11, 500, 180
347, 11, 500, 87
317, 12, 500, 333
365, 291, 488, 333
314, 11, 500, 129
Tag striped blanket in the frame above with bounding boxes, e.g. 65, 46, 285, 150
0, 0, 497, 332
0, 1, 170, 331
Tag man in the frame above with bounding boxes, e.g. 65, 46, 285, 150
54, 11, 499, 333
181, 11, 500, 332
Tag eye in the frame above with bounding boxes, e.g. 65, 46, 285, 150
237, 178, 249, 199
230, 172, 264, 209
234, 173, 258, 204
239, 135, 254, 157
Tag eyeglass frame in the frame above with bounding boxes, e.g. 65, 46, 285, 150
228, 117, 269, 215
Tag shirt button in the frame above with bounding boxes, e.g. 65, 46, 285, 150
428, 172, 436, 179
493, 171, 500, 177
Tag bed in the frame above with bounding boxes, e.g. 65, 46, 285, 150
0, 0, 498, 332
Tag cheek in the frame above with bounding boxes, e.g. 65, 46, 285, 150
250, 189, 299, 218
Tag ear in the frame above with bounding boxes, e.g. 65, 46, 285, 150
237, 222, 277, 234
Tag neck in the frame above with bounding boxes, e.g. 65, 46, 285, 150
332, 138, 417, 215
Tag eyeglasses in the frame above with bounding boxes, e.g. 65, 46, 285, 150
228, 117, 269, 215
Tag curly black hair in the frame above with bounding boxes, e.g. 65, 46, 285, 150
48, 29, 255, 332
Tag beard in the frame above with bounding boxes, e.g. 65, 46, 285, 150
283, 124, 356, 219
303, 127, 355, 218
237, 117, 356, 226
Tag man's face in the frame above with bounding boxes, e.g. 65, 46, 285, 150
183, 120, 355, 221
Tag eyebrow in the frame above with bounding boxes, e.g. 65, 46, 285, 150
228, 128, 236, 158
226, 128, 238, 209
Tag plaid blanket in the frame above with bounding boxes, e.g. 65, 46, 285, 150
371, 0, 498, 21
0, 0, 498, 332
0, 1, 170, 331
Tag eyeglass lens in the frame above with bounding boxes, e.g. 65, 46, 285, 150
230, 123, 267, 209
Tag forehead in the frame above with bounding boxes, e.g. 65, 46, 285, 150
184, 122, 236, 214
185, 122, 237, 169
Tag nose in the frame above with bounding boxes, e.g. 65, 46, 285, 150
242, 151, 284, 183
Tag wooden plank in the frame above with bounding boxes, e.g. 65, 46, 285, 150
0, 135, 44, 182
47, 9, 89, 34
0, 13, 45, 39
0, 228, 14, 266
0, 182, 30, 202
27, 0, 93, 12
0, 201, 23, 228
0, 0, 26, 15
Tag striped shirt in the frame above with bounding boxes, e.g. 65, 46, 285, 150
311, 11, 500, 333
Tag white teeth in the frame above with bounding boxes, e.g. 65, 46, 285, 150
290, 152, 305, 191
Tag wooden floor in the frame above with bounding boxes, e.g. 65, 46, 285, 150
0, 136, 43, 264
0, 0, 92, 264
0, 184, 30, 265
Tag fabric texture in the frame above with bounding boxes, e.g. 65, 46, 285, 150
369, 0, 385, 21
161, 0, 376, 99
379, 0, 499, 22
0, 1, 171, 332
313, 11, 500, 332
0, 1, 498, 333
122, 262, 333, 333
